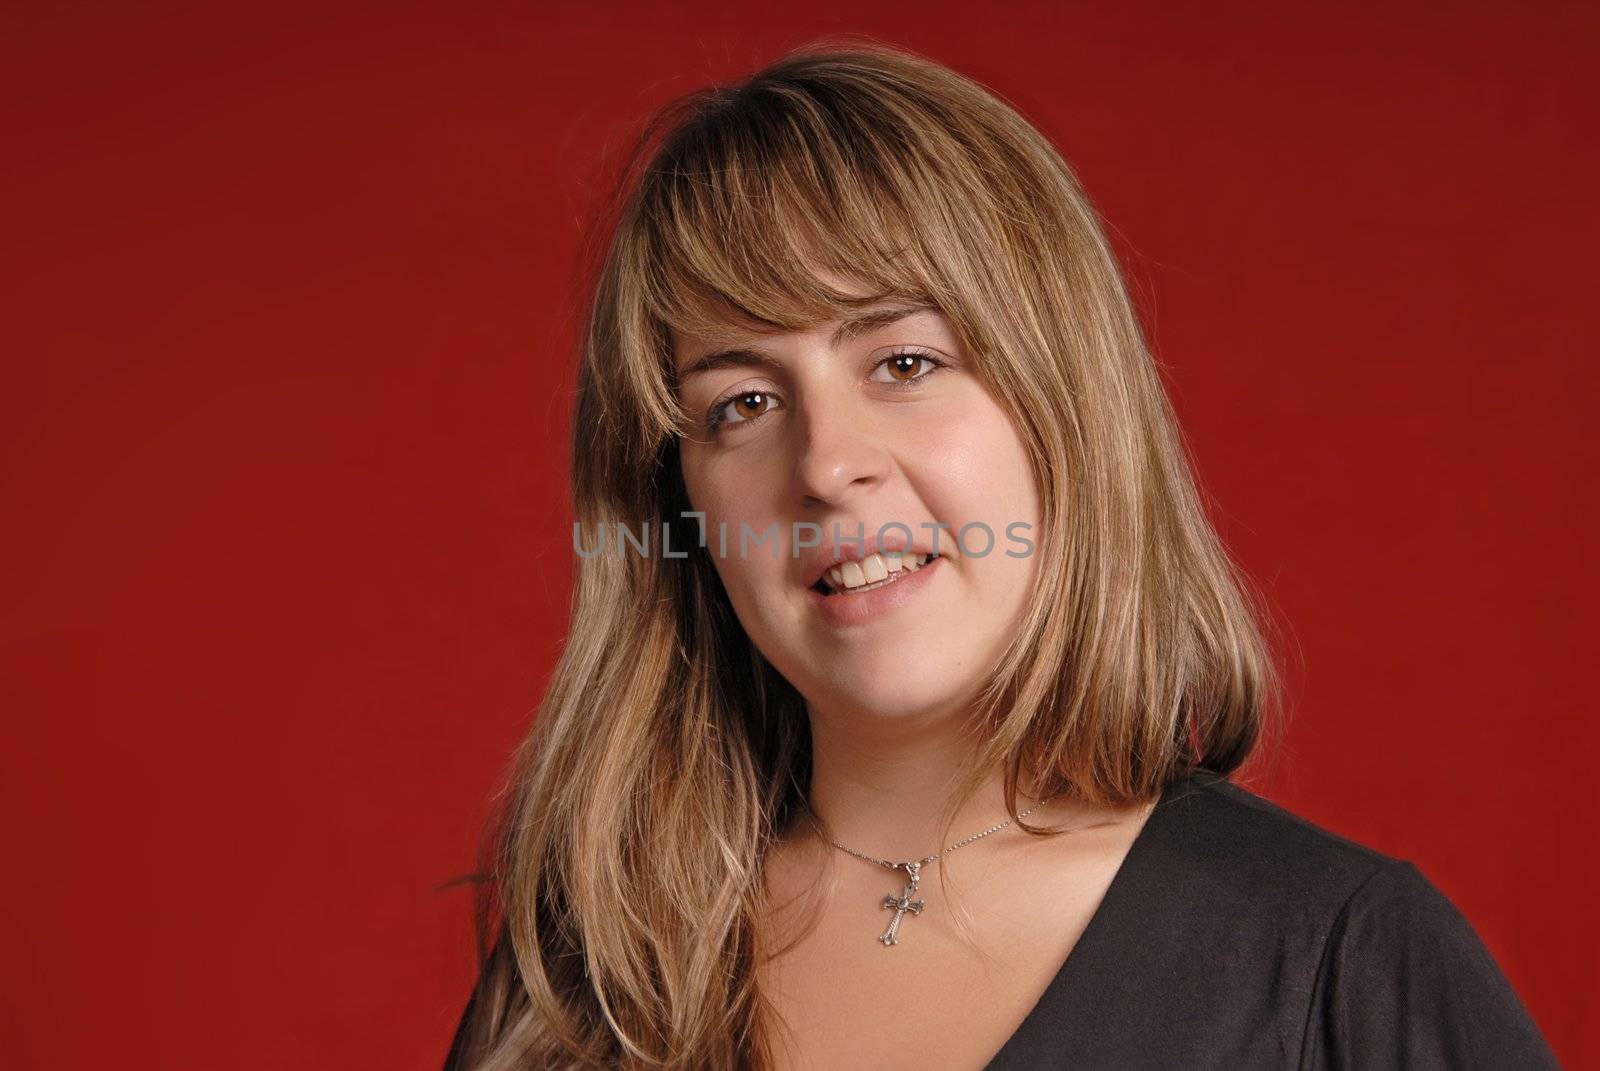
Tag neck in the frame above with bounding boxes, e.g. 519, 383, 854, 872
789, 694, 1073, 863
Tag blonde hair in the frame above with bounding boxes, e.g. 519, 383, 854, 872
447, 37, 1287, 1070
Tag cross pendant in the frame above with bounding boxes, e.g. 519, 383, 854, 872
878, 860, 925, 946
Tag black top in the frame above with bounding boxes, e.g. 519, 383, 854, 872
984, 769, 1560, 1069
443, 770, 1561, 1069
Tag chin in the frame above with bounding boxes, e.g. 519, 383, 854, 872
811, 674, 972, 723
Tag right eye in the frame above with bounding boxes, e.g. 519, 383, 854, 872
708, 389, 781, 432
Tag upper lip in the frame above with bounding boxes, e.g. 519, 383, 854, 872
800, 529, 945, 590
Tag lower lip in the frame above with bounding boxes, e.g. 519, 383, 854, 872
806, 556, 944, 628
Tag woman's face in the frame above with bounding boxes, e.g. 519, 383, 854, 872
672, 294, 1041, 726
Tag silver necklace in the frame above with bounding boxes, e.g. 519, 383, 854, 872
826, 793, 1065, 947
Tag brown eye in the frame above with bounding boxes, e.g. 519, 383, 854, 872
886, 354, 923, 381
709, 389, 777, 430
872, 350, 945, 387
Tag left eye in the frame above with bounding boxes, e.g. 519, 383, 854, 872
871, 350, 944, 384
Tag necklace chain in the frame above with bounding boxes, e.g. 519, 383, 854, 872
826, 791, 1067, 871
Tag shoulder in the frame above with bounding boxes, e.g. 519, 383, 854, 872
1149, 769, 1403, 909
1150, 772, 1559, 1069
1090, 769, 1409, 1010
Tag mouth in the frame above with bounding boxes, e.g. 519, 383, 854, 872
809, 551, 943, 597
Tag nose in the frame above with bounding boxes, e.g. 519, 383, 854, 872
792, 389, 891, 510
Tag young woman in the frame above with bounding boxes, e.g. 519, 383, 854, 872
443, 41, 1558, 1070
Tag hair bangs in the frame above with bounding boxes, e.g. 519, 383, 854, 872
628, 86, 963, 381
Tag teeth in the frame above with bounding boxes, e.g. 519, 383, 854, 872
822, 551, 935, 594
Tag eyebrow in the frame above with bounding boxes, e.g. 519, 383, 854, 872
675, 303, 936, 383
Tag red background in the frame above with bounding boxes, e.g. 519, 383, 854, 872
3, 2, 1594, 1067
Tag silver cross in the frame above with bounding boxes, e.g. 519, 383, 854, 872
878, 861, 925, 946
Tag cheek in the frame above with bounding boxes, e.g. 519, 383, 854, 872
680, 449, 754, 526
916, 403, 1042, 634
679, 452, 786, 595
911, 397, 1039, 535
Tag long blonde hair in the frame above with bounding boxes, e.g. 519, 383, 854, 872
447, 37, 1287, 1070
